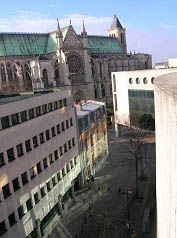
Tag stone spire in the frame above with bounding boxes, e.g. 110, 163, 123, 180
56, 18, 62, 38
110, 14, 123, 30
81, 20, 87, 36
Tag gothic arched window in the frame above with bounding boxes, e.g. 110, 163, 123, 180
94, 85, 98, 99
6, 62, 13, 81
42, 69, 49, 88
0, 63, 6, 82
101, 83, 106, 98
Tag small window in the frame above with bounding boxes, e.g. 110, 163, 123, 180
1, 116, 10, 129
42, 104, 47, 114
28, 108, 35, 119
56, 124, 61, 134
0, 220, 7, 236
43, 158, 48, 169
47, 181, 51, 192
18, 206, 25, 219
34, 192, 40, 204
129, 78, 133, 84
25, 140, 32, 152
16, 143, 24, 157
8, 212, 17, 227
61, 122, 65, 131
20, 111, 27, 122
51, 127, 56, 137
57, 172, 61, 181
11, 113, 19, 126
39, 132, 45, 144
136, 78, 140, 84
12, 177, 20, 192
30, 166, 36, 179
72, 137, 75, 146
70, 160, 74, 169
36, 162, 42, 174
26, 198, 33, 211
59, 99, 63, 108
21, 172, 29, 185
48, 103, 53, 112
0, 153, 5, 167
46, 130, 50, 140
66, 120, 69, 129
53, 101, 58, 110
52, 177, 56, 187
54, 150, 59, 160
63, 98, 67, 106
32, 136, 38, 148
59, 146, 63, 156
70, 118, 73, 127
62, 168, 66, 177
2, 184, 11, 199
68, 140, 72, 149
74, 157, 77, 165
7, 148, 15, 162
64, 143, 67, 153
35, 106, 41, 117
151, 77, 155, 84
49, 154, 54, 164
66, 164, 70, 173
40, 187, 46, 198
143, 77, 148, 84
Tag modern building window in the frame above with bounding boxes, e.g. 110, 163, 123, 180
26, 198, 33, 211
64, 143, 67, 153
129, 78, 133, 84
53, 101, 58, 110
36, 162, 42, 174
35, 106, 41, 117
2, 184, 11, 199
70, 160, 74, 169
62, 168, 66, 177
66, 164, 70, 173
32, 136, 38, 148
11, 113, 19, 126
52, 177, 56, 187
40, 187, 46, 198
70, 118, 73, 127
136, 78, 140, 84
61, 122, 65, 131
30, 166, 36, 179
0, 221, 7, 236
49, 154, 54, 164
47, 181, 51, 192
113, 74, 116, 92
1, 116, 10, 129
143, 77, 148, 84
20, 111, 27, 122
59, 146, 63, 156
18, 206, 25, 219
72, 137, 75, 146
25, 140, 32, 152
51, 127, 56, 137
63, 98, 67, 106
12, 177, 20, 192
45, 130, 50, 140
39, 132, 45, 144
0, 153, 5, 167
43, 158, 48, 169
8, 212, 17, 227
74, 157, 77, 165
7, 148, 15, 162
68, 140, 72, 149
16, 143, 24, 157
42, 104, 47, 114
114, 94, 118, 111
28, 108, 35, 119
59, 99, 63, 108
56, 124, 61, 134
57, 172, 61, 182
151, 77, 155, 84
21, 172, 28, 185
48, 103, 53, 112
54, 150, 59, 160
66, 120, 69, 129
34, 192, 40, 204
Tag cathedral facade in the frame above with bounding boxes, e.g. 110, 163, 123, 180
0, 15, 152, 105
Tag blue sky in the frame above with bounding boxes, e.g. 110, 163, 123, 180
0, 0, 177, 62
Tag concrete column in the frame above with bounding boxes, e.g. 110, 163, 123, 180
35, 219, 42, 238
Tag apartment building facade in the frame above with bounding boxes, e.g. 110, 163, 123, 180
0, 88, 80, 238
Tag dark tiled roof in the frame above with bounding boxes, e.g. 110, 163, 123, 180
110, 14, 123, 29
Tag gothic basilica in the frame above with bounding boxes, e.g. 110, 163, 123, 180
0, 15, 152, 105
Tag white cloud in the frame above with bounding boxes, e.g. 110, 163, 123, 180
0, 11, 176, 62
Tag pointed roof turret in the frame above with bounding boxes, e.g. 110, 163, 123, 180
81, 20, 87, 36
110, 14, 123, 29
56, 18, 62, 38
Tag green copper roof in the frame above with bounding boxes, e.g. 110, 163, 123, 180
88, 36, 123, 55
46, 32, 57, 54
0, 33, 49, 56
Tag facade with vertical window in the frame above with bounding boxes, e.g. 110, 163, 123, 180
112, 68, 177, 137
76, 100, 109, 181
0, 88, 80, 238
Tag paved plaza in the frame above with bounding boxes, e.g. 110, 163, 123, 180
47, 129, 156, 238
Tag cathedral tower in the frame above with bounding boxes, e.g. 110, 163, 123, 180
107, 14, 127, 53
